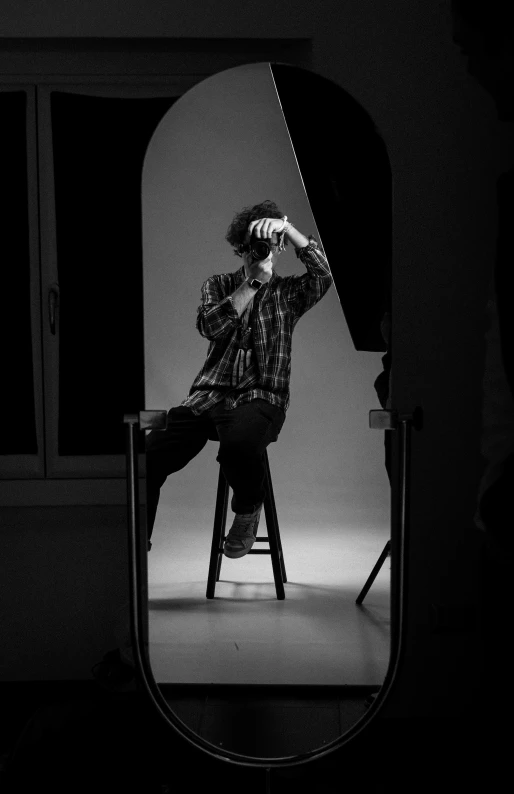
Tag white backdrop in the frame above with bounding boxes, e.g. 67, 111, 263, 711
142, 63, 389, 538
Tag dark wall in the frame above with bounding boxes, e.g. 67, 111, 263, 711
0, 1, 507, 733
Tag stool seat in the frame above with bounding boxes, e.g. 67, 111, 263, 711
206, 448, 287, 600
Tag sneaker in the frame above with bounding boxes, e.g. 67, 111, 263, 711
223, 505, 262, 559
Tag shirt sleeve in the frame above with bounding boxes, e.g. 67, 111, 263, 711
286, 242, 333, 317
196, 275, 239, 340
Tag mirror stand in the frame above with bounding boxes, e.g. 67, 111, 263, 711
121, 405, 420, 767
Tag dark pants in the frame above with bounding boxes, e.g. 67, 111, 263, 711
145, 398, 286, 539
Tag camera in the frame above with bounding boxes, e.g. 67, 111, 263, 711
239, 232, 281, 261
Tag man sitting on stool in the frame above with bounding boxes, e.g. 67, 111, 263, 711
145, 200, 332, 558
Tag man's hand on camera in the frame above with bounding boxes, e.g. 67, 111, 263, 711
243, 216, 287, 282
247, 217, 286, 240
248, 215, 311, 251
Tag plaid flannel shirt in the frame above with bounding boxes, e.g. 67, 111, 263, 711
180, 241, 333, 415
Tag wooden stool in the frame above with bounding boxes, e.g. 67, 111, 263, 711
206, 449, 287, 600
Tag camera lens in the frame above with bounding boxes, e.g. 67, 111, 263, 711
251, 240, 271, 260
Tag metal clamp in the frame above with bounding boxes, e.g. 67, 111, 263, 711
123, 410, 167, 431
369, 407, 423, 431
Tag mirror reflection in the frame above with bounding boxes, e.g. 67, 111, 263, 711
142, 63, 391, 758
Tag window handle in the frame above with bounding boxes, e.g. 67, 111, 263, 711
48, 283, 60, 335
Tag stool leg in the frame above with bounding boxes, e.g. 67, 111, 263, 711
262, 450, 286, 600
263, 450, 287, 582
206, 466, 229, 599
216, 479, 229, 582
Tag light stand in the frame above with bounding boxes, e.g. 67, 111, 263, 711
356, 407, 423, 605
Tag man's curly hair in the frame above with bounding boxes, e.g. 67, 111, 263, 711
225, 200, 289, 256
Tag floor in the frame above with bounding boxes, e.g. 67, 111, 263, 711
161, 684, 377, 758
0, 505, 391, 778
148, 501, 390, 687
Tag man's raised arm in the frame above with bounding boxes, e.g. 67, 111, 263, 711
196, 277, 239, 340
196, 276, 260, 340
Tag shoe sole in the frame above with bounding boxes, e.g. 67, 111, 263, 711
223, 541, 255, 559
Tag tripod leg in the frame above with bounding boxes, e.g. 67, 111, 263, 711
355, 540, 391, 605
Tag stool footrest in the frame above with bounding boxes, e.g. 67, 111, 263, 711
218, 547, 275, 555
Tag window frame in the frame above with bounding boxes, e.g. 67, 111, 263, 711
0, 84, 45, 479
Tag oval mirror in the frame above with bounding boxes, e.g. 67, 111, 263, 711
142, 62, 392, 762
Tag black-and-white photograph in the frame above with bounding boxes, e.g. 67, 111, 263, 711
0, 2, 513, 792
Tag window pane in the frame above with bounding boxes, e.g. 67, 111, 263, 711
0, 91, 37, 455
51, 92, 176, 455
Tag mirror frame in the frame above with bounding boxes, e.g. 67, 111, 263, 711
133, 61, 403, 768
